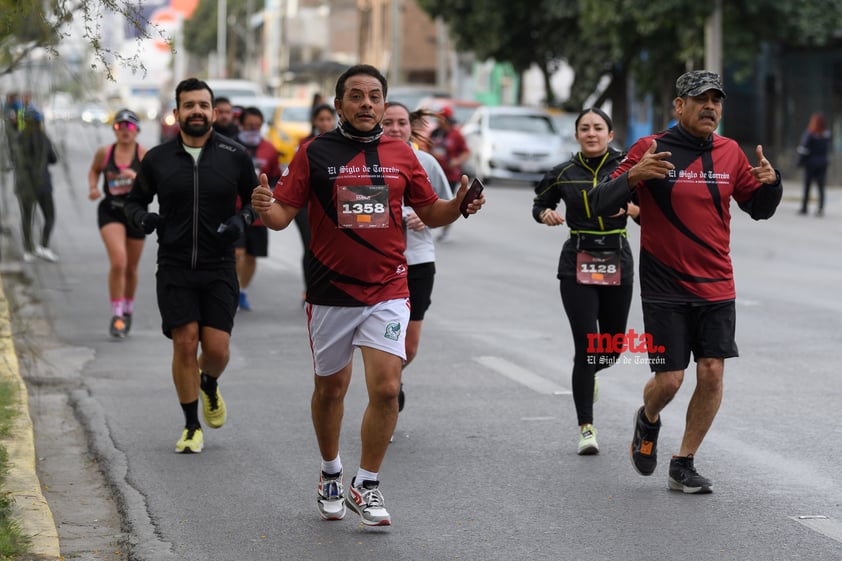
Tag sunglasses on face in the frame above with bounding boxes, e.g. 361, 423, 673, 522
114, 121, 138, 131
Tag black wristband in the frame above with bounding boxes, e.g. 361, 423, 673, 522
240, 208, 255, 226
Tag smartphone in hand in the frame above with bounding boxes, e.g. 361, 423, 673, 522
460, 178, 484, 218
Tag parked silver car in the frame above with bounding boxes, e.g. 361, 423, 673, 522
460, 106, 568, 184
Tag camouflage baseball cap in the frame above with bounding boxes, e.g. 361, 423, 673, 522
675, 70, 727, 99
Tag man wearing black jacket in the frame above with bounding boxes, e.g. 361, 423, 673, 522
125, 78, 258, 454
588, 70, 782, 494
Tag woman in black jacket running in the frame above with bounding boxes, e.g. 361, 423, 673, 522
533, 108, 639, 455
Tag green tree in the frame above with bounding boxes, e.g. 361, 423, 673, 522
0, 0, 166, 79
182, 0, 252, 79
417, 0, 580, 106
580, 0, 842, 136
420, 0, 842, 143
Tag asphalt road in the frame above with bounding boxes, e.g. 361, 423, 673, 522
6, 120, 842, 561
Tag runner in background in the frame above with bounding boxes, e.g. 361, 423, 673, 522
234, 106, 281, 311
212, 96, 239, 138
88, 109, 148, 337
533, 108, 638, 455
429, 106, 469, 242
291, 103, 338, 303
382, 101, 452, 413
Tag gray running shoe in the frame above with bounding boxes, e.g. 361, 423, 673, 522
668, 455, 713, 494
345, 477, 391, 526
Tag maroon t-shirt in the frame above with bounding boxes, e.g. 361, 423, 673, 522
274, 130, 438, 306
610, 128, 765, 303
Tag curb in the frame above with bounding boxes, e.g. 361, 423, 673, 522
0, 277, 61, 560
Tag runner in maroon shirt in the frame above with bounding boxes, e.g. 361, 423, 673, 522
589, 70, 782, 494
251, 64, 484, 526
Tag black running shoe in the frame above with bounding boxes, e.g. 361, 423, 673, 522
668, 455, 713, 494
398, 383, 405, 412
630, 406, 660, 476
109, 315, 127, 338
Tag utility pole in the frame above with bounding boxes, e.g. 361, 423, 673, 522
389, 0, 402, 85
436, 17, 448, 91
217, 0, 227, 78
245, 0, 255, 80
704, 0, 722, 131
174, 14, 186, 83
704, 0, 722, 75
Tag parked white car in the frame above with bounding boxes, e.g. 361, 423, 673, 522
460, 106, 568, 184
205, 79, 263, 99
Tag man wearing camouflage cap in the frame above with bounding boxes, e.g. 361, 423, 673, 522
587, 70, 783, 494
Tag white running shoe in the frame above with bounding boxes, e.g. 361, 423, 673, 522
35, 246, 59, 262
317, 470, 346, 520
346, 477, 391, 526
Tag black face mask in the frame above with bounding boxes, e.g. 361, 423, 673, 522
338, 120, 383, 143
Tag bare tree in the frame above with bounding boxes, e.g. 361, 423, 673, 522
0, 0, 170, 79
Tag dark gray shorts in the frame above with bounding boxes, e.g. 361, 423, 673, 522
98, 199, 146, 239
156, 266, 239, 338
407, 262, 435, 321
642, 300, 739, 372
234, 225, 269, 257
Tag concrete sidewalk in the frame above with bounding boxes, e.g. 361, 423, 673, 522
0, 274, 61, 560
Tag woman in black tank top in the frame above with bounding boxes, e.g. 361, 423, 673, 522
87, 109, 148, 338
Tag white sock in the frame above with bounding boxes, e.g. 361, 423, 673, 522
321, 456, 342, 475
354, 468, 378, 487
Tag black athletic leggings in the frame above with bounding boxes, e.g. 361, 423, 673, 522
560, 277, 634, 426
17, 190, 55, 252
800, 165, 827, 212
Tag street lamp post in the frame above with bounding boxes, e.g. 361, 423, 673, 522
217, 0, 227, 78
704, 0, 722, 76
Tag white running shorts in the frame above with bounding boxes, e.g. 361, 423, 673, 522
305, 298, 410, 376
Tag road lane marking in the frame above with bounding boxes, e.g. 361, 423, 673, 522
474, 356, 571, 395
791, 515, 842, 543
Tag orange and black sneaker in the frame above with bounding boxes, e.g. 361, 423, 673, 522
630, 406, 660, 476
109, 315, 127, 338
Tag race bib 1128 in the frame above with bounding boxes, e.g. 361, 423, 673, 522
576, 251, 621, 286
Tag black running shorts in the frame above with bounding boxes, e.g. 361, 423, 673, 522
407, 262, 435, 321
234, 225, 269, 257
97, 199, 146, 239
155, 266, 239, 338
642, 300, 739, 372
